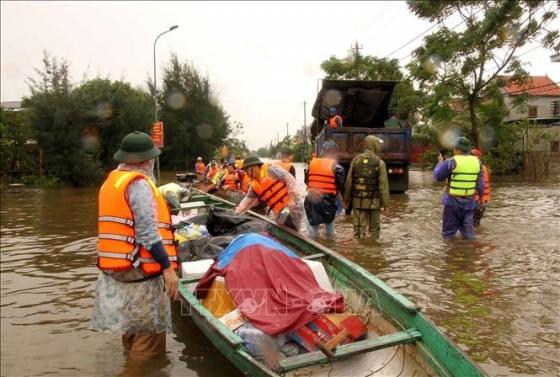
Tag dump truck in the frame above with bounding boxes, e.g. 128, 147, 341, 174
311, 79, 411, 192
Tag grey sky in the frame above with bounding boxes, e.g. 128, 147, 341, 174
1, 1, 558, 149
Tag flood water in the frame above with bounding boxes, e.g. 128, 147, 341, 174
1, 168, 559, 377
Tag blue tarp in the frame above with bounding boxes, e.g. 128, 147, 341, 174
216, 233, 297, 269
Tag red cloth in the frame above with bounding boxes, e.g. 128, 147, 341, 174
195, 246, 344, 335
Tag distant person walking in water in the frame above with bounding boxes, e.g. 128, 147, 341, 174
470, 148, 491, 226
434, 137, 484, 240
90, 131, 179, 360
343, 135, 390, 239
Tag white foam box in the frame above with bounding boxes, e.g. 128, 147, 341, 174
219, 309, 246, 331
181, 259, 214, 278
302, 259, 334, 292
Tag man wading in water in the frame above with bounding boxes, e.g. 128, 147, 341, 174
90, 131, 179, 363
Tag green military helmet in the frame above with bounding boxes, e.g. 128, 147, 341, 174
114, 131, 161, 163
454, 137, 471, 153
242, 156, 264, 169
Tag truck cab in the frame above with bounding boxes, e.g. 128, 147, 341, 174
312, 79, 411, 192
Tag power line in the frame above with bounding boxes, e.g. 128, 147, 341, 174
387, 6, 485, 62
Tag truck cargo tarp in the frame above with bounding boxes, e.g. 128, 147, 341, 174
312, 79, 397, 136
195, 233, 345, 335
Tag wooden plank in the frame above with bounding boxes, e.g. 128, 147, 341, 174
279, 329, 422, 372
180, 201, 207, 209
301, 252, 326, 260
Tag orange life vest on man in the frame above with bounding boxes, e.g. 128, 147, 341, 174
195, 161, 206, 175
222, 172, 239, 191
307, 158, 337, 195
97, 170, 177, 275
207, 166, 218, 179
474, 165, 491, 203
270, 159, 295, 177
251, 163, 289, 214
328, 115, 343, 128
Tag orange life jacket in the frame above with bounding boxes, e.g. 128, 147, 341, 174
270, 159, 294, 177
207, 166, 218, 179
328, 115, 343, 128
474, 165, 491, 202
251, 163, 289, 214
240, 172, 251, 192
97, 170, 177, 275
307, 158, 337, 195
222, 172, 239, 191
195, 162, 206, 175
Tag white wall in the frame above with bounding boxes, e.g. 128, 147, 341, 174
504, 95, 560, 121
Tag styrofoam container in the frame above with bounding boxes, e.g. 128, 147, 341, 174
181, 259, 214, 278
302, 259, 334, 292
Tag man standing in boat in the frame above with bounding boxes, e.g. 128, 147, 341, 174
90, 131, 178, 360
234, 156, 303, 231
343, 135, 390, 239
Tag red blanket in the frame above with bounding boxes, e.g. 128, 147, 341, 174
195, 245, 344, 335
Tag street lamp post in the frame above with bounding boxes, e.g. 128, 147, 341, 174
153, 25, 178, 183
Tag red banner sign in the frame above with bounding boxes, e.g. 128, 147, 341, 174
151, 121, 164, 148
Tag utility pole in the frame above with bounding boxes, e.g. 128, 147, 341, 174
303, 101, 307, 159
350, 41, 363, 56
286, 123, 289, 139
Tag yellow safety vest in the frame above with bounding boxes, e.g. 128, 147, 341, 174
449, 155, 480, 197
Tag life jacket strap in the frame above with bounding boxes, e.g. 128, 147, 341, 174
98, 233, 135, 244
98, 216, 134, 227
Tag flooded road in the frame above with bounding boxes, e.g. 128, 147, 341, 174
1, 169, 559, 377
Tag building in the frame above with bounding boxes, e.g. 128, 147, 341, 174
500, 75, 560, 153
1, 101, 23, 111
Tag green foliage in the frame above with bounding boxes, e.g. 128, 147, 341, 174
222, 121, 250, 160
320, 51, 422, 122
19, 175, 60, 187
253, 135, 311, 162
0, 108, 34, 174
23, 52, 154, 186
406, 0, 559, 146
158, 54, 231, 170
72, 79, 154, 171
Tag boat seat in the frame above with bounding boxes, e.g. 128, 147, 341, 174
180, 201, 208, 210
279, 329, 422, 372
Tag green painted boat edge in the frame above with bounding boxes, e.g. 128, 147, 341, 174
178, 281, 279, 377
180, 189, 488, 376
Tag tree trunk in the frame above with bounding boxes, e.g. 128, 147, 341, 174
468, 98, 479, 147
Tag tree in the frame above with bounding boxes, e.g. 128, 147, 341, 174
23, 52, 154, 186
222, 121, 249, 159
0, 108, 34, 175
157, 54, 231, 170
320, 50, 422, 122
406, 0, 559, 147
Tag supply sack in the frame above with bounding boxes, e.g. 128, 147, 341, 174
177, 236, 234, 263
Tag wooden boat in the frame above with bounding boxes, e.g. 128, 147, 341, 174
177, 189, 487, 377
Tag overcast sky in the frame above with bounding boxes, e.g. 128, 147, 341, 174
1, 1, 558, 149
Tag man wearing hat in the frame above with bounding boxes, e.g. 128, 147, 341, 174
434, 136, 484, 240
234, 156, 303, 231
343, 135, 390, 239
90, 131, 179, 359
195, 157, 206, 178
326, 107, 343, 128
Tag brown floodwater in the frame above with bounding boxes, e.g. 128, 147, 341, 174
1, 168, 559, 377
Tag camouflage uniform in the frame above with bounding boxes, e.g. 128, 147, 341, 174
343, 136, 390, 238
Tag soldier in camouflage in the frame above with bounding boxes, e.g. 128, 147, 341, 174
343, 135, 390, 239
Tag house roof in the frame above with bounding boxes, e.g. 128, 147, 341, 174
500, 75, 560, 96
